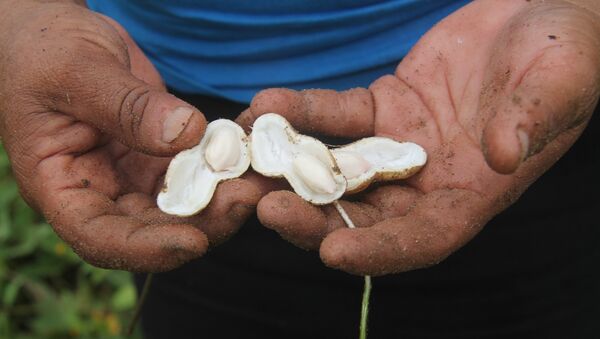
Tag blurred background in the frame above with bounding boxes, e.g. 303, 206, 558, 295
0, 143, 141, 339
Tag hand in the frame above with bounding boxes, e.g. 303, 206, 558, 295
237, 0, 600, 276
0, 1, 261, 272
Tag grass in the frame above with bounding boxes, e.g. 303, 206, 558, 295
0, 143, 141, 339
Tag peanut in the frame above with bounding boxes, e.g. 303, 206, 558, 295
292, 153, 337, 194
205, 127, 240, 172
333, 150, 372, 179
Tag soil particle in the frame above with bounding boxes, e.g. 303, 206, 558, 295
512, 94, 522, 105
277, 195, 291, 209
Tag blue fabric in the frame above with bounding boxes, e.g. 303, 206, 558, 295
87, 0, 471, 103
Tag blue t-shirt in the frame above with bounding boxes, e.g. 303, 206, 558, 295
87, 0, 470, 103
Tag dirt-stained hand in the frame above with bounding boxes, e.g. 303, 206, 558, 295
0, 1, 261, 272
237, 0, 600, 276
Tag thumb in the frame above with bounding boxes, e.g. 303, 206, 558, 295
481, 44, 599, 174
36, 17, 206, 156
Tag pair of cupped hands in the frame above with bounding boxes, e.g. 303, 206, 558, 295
1, 0, 598, 275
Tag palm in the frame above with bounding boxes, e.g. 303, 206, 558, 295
241, 0, 600, 276
94, 140, 169, 198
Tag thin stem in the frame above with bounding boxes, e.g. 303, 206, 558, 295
333, 201, 372, 339
334, 200, 357, 229
360, 275, 372, 339
127, 273, 154, 336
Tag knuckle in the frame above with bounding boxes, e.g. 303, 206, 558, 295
251, 88, 298, 115
369, 74, 400, 92
114, 85, 151, 143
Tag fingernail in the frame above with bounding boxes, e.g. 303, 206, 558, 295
517, 128, 529, 162
162, 107, 194, 143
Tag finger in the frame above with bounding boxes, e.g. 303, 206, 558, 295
257, 191, 329, 250
322, 200, 383, 231
42, 187, 208, 272
361, 185, 423, 219
175, 178, 262, 246
33, 14, 206, 156
53, 63, 205, 157
108, 145, 171, 195
236, 88, 375, 137
482, 47, 599, 174
257, 186, 419, 250
118, 179, 262, 246
480, 5, 600, 174
21, 143, 207, 272
319, 189, 492, 276
240, 170, 290, 197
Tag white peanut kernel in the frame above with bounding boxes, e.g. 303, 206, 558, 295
292, 153, 337, 194
333, 150, 372, 179
205, 127, 240, 172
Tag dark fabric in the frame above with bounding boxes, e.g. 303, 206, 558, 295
136, 92, 600, 339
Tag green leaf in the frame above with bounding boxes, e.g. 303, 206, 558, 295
0, 233, 38, 259
0, 179, 18, 207
0, 311, 12, 339
31, 290, 82, 336
3, 274, 24, 307
111, 284, 137, 311
0, 261, 8, 279
0, 209, 12, 242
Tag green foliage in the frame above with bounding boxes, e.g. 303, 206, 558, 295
0, 144, 141, 339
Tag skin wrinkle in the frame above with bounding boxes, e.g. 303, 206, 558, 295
512, 45, 562, 91
128, 88, 152, 143
26, 114, 89, 154
115, 85, 140, 140
69, 22, 131, 67
367, 87, 378, 135
443, 64, 458, 126
388, 75, 444, 143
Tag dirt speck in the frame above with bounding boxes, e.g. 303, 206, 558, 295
512, 95, 522, 105
277, 195, 291, 209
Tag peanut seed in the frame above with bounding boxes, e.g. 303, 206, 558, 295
292, 153, 337, 194
205, 127, 240, 172
334, 151, 372, 179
